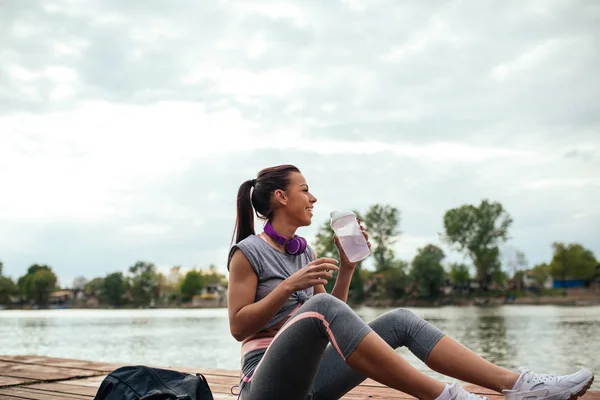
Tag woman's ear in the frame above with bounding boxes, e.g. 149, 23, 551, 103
273, 189, 287, 206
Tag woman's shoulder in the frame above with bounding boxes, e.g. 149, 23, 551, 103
233, 234, 264, 251
227, 235, 265, 272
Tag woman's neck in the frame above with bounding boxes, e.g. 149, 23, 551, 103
269, 218, 297, 240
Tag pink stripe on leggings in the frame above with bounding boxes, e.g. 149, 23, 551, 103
242, 311, 347, 384
272, 311, 346, 360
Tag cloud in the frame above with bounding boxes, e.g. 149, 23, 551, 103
0, 0, 599, 285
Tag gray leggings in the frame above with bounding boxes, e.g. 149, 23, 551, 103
238, 293, 445, 400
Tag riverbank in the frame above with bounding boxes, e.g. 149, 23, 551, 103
361, 289, 600, 308
2, 289, 599, 310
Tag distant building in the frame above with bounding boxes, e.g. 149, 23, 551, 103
192, 284, 227, 307
552, 279, 586, 289
48, 290, 75, 307
523, 272, 553, 290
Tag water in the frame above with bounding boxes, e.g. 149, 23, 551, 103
1, 305, 598, 390
338, 235, 371, 262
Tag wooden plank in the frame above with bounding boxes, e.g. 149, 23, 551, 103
57, 376, 106, 388
0, 361, 98, 381
0, 356, 119, 373
25, 383, 97, 397
0, 376, 35, 388
1, 356, 597, 400
0, 386, 90, 399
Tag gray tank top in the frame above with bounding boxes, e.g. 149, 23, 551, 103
227, 234, 315, 331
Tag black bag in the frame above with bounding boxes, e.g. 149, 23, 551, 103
94, 365, 214, 400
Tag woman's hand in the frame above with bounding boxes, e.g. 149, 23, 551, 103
285, 257, 339, 292
334, 218, 371, 270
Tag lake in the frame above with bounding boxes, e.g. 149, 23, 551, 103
1, 305, 598, 390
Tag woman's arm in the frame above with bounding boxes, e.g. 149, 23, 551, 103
227, 249, 294, 342
311, 247, 353, 303
330, 265, 354, 302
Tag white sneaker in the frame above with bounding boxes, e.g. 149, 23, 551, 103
502, 367, 594, 400
448, 382, 490, 400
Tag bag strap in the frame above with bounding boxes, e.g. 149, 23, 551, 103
138, 393, 191, 400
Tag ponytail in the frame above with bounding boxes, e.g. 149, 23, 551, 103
233, 179, 256, 244
231, 165, 300, 245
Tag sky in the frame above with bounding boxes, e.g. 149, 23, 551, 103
1, 0, 599, 287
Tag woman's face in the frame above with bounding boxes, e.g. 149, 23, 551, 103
275, 172, 317, 227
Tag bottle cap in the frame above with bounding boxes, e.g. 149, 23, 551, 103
329, 210, 356, 222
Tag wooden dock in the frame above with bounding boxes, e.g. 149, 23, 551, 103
0, 355, 597, 399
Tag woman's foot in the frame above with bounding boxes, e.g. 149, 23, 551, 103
438, 382, 490, 400
502, 367, 594, 400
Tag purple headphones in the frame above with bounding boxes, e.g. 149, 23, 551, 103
263, 221, 307, 255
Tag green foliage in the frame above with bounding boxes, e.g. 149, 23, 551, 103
381, 259, 409, 299
364, 204, 401, 271
84, 277, 105, 296
348, 266, 365, 302
550, 242, 597, 281
180, 269, 204, 301
410, 244, 446, 299
17, 264, 58, 307
128, 261, 160, 307
530, 263, 551, 288
314, 220, 338, 260
0, 275, 18, 305
203, 264, 228, 286
442, 199, 512, 287
449, 263, 471, 285
491, 269, 509, 286
103, 272, 128, 307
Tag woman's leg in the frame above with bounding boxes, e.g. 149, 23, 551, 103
310, 308, 517, 398
426, 335, 519, 393
243, 294, 450, 400
310, 307, 592, 400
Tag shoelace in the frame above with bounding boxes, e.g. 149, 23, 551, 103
523, 370, 557, 385
455, 385, 489, 400
466, 393, 489, 400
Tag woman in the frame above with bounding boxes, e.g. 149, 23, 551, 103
227, 164, 594, 400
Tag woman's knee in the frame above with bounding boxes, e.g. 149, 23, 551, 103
303, 293, 354, 317
377, 307, 421, 324
391, 307, 421, 322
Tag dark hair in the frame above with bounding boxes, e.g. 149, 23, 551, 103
232, 164, 300, 244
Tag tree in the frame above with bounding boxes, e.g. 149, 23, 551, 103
410, 244, 446, 299
364, 204, 400, 271
129, 261, 160, 307
502, 246, 528, 291
180, 269, 204, 302
84, 277, 105, 297
442, 199, 512, 288
381, 259, 409, 299
530, 263, 551, 289
17, 264, 58, 307
72, 276, 88, 291
203, 264, 228, 286
103, 272, 128, 307
313, 220, 337, 260
158, 266, 185, 304
449, 263, 471, 286
0, 275, 18, 305
549, 242, 597, 285
0, 260, 3, 275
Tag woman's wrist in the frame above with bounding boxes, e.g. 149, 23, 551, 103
340, 261, 357, 271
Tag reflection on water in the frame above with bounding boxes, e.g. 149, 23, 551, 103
1, 306, 598, 389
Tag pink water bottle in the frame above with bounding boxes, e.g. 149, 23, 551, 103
329, 210, 371, 263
